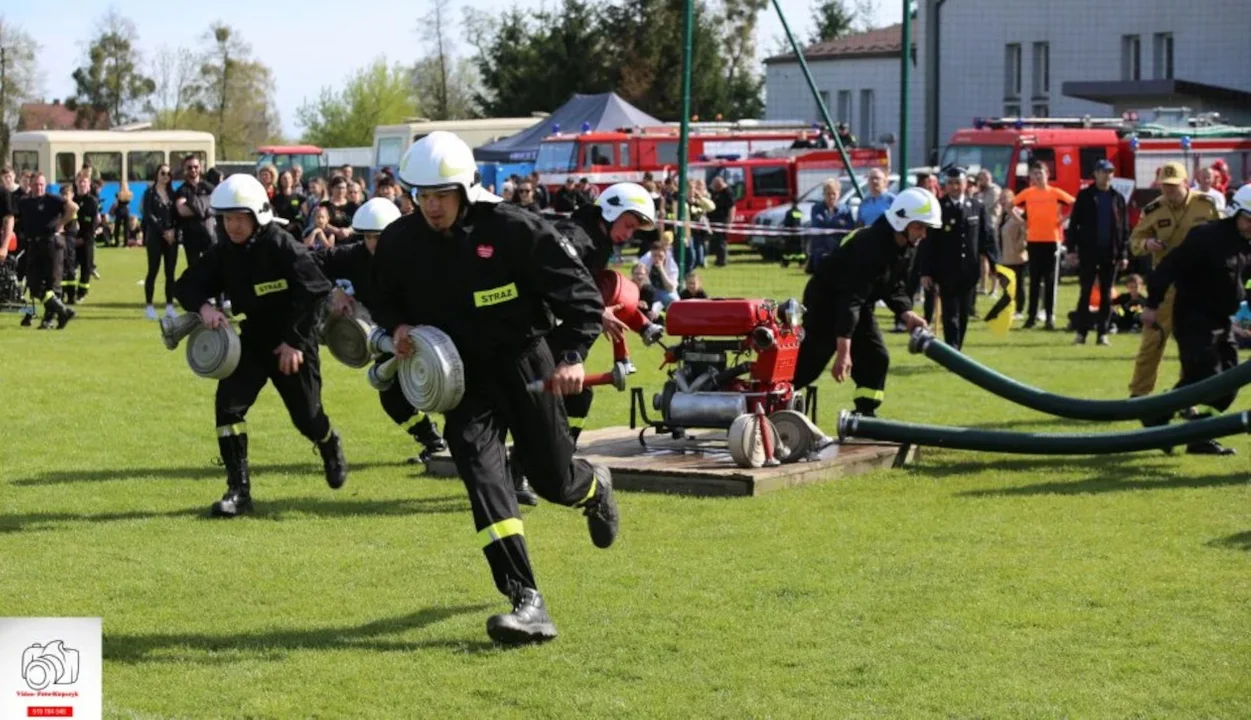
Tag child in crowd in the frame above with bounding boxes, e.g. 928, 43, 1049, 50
679, 272, 708, 299
303, 205, 333, 249
1111, 273, 1145, 334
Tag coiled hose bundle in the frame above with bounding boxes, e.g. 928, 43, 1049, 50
367, 326, 465, 413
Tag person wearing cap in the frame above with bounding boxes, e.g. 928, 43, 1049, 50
1139, 184, 1251, 455
1012, 163, 1075, 329
920, 167, 996, 351
1127, 160, 1221, 400
371, 131, 619, 645
1067, 158, 1129, 345
174, 174, 346, 517
315, 198, 447, 465
794, 187, 940, 416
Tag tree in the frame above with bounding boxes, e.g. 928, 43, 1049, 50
69, 9, 155, 127
419, 0, 452, 120
149, 46, 199, 128
297, 58, 416, 147
0, 16, 41, 160
720, 0, 767, 119
808, 0, 858, 44
411, 56, 478, 121
191, 23, 281, 160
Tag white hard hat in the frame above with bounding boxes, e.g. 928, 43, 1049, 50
1229, 184, 1251, 218
397, 131, 499, 204
210, 174, 280, 226
597, 182, 656, 230
352, 197, 403, 233
886, 187, 942, 232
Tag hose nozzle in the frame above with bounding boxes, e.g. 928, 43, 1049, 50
836, 409, 857, 442
908, 328, 936, 355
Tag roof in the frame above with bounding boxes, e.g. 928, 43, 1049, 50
1062, 79, 1251, 107
474, 93, 662, 163
16, 102, 108, 131
11, 129, 216, 143
765, 24, 902, 64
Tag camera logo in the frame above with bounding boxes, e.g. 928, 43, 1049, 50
21, 640, 80, 691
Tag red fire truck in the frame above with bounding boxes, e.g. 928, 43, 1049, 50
691, 148, 891, 243
535, 122, 820, 190
940, 112, 1251, 218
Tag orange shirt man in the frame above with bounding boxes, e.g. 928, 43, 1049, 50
1013, 164, 1074, 327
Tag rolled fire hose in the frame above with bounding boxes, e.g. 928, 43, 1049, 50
910, 329, 1251, 421
838, 408, 1251, 455
160, 312, 241, 379
366, 326, 465, 413
323, 307, 376, 369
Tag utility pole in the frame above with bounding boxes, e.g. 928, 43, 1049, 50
675, 0, 693, 280
1, 47, 9, 165
899, 0, 911, 186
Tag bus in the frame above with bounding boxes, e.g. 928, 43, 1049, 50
372, 116, 544, 175
8, 130, 216, 216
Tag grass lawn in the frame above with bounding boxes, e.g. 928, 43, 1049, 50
1, 244, 1247, 719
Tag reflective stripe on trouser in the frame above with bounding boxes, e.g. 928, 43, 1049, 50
217, 422, 247, 437
479, 517, 524, 547
1128, 287, 1175, 397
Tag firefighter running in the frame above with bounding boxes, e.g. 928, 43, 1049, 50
371, 131, 619, 645
174, 174, 348, 517
1140, 184, 1251, 456
793, 187, 941, 415
315, 198, 448, 463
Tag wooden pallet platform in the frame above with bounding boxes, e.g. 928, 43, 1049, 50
424, 425, 916, 497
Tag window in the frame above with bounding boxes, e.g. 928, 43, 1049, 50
1004, 43, 1022, 99
938, 144, 1016, 188
584, 143, 613, 168
1031, 103, 1050, 118
1004, 103, 1022, 117
619, 143, 631, 168
55, 153, 77, 183
1122, 35, 1141, 80
837, 91, 852, 124
655, 141, 679, 166
12, 150, 38, 174
536, 141, 577, 173
1032, 42, 1050, 96
84, 152, 122, 182
1153, 33, 1174, 79
706, 166, 746, 200
128, 151, 166, 182
376, 137, 404, 167
1079, 147, 1109, 178
858, 89, 875, 143
751, 166, 790, 198
172, 151, 208, 180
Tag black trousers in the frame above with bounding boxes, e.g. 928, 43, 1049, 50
709, 232, 728, 266
939, 285, 976, 350
72, 233, 94, 294
1027, 242, 1059, 322
1075, 255, 1118, 336
183, 235, 212, 269
1173, 317, 1239, 417
26, 235, 64, 301
145, 235, 179, 305
443, 340, 597, 596
215, 337, 332, 447
794, 280, 890, 415
113, 210, 131, 246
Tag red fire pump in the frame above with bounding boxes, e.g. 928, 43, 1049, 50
630, 297, 832, 467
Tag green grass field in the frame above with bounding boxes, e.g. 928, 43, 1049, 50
1, 245, 1248, 719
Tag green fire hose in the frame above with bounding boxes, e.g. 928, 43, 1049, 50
838, 409, 1251, 454
909, 329, 1251, 421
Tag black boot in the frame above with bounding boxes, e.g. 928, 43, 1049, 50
318, 431, 348, 489
581, 464, 618, 549
408, 416, 447, 464
20, 311, 33, 327
51, 296, 76, 330
212, 434, 253, 517
486, 581, 558, 645
1186, 439, 1236, 456
507, 448, 539, 507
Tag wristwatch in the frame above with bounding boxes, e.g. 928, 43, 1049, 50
560, 350, 583, 365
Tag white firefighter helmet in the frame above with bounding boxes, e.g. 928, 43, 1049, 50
886, 186, 942, 232
352, 197, 403, 233
597, 182, 656, 230
397, 131, 499, 204
210, 174, 281, 226
1229, 183, 1251, 218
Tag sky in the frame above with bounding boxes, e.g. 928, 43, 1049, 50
8, 0, 902, 139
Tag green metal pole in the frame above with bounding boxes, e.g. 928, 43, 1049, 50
899, 0, 912, 186
675, 0, 693, 282
771, 0, 863, 200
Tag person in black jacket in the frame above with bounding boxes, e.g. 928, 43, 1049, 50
552, 177, 580, 213
315, 199, 447, 464
794, 188, 941, 416
174, 174, 345, 517
17, 173, 76, 329
707, 176, 735, 267
65, 174, 99, 303
173, 154, 215, 268
1067, 159, 1129, 345
141, 163, 179, 320
1142, 186, 1251, 456
919, 167, 997, 350
372, 132, 618, 645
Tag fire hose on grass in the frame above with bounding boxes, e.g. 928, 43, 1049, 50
909, 329, 1251, 421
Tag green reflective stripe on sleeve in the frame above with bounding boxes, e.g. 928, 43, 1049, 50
567, 416, 586, 429
853, 387, 885, 401
479, 518, 524, 547
216, 422, 247, 437
840, 229, 861, 247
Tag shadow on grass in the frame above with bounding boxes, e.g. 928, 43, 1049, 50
105, 605, 498, 664
13, 460, 412, 487
911, 456, 1250, 497
0, 495, 469, 533
888, 364, 943, 377
1207, 531, 1251, 551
